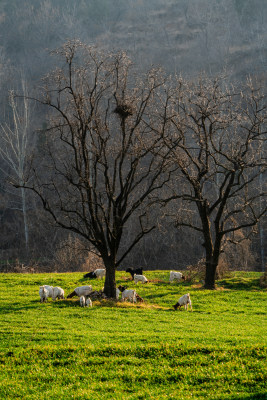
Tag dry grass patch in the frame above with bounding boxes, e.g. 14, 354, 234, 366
148, 278, 166, 284
93, 299, 169, 311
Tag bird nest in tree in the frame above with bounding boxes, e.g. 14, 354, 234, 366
114, 103, 133, 118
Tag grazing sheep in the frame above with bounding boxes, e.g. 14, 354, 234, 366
173, 293, 192, 311
43, 285, 54, 298
39, 286, 49, 303
169, 271, 185, 282
52, 286, 65, 301
39, 285, 53, 302
134, 274, 148, 284
67, 285, 92, 298
113, 286, 125, 300
121, 289, 137, 303
94, 269, 106, 279
80, 296, 86, 307
118, 285, 127, 292
83, 271, 97, 279
115, 286, 128, 300
126, 267, 143, 280
86, 298, 92, 307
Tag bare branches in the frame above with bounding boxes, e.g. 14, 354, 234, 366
21, 41, 172, 293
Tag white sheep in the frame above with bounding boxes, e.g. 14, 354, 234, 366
86, 298, 92, 307
43, 285, 54, 297
173, 293, 192, 311
116, 285, 127, 300
134, 274, 148, 284
39, 285, 53, 302
52, 286, 65, 301
121, 289, 137, 303
80, 296, 86, 307
67, 285, 92, 298
169, 271, 185, 282
94, 269, 106, 279
116, 288, 121, 300
39, 286, 49, 303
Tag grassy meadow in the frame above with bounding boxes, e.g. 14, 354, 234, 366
0, 270, 266, 400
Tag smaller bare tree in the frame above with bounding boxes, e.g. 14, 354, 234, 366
0, 79, 33, 254
161, 75, 267, 289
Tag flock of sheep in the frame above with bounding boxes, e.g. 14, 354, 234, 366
39, 267, 192, 311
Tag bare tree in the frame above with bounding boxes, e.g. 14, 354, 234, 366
161, 75, 267, 289
0, 79, 33, 253
22, 40, 172, 297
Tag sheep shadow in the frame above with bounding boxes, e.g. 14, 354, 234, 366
78, 277, 97, 283
51, 299, 81, 308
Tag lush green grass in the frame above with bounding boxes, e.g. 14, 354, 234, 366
0, 271, 266, 400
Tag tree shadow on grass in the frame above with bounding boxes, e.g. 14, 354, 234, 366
228, 394, 266, 400
0, 301, 43, 313
7, 299, 80, 311
218, 277, 262, 291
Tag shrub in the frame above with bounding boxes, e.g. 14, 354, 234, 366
81, 251, 104, 272
53, 236, 89, 272
185, 257, 231, 284
184, 258, 206, 284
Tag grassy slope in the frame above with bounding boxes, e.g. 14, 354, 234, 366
0, 271, 266, 400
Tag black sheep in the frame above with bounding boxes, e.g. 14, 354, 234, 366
125, 267, 143, 280
83, 271, 97, 279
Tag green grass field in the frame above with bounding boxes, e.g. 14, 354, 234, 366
0, 271, 266, 400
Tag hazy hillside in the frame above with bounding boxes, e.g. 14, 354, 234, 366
0, 0, 266, 82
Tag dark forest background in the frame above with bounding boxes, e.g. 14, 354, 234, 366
0, 0, 266, 273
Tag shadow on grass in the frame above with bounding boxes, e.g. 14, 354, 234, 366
218, 277, 262, 291
0, 299, 56, 313
0, 304, 38, 313
78, 277, 98, 283
229, 394, 267, 400
51, 299, 80, 308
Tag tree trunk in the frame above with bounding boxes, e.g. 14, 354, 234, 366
21, 186, 29, 254
103, 258, 117, 298
198, 202, 218, 289
204, 233, 222, 289
204, 259, 217, 289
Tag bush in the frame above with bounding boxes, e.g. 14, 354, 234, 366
185, 257, 231, 284
80, 251, 104, 272
184, 258, 206, 284
52, 235, 105, 272
53, 236, 89, 272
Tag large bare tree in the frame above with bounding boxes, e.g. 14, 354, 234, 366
161, 75, 267, 289
22, 40, 172, 297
